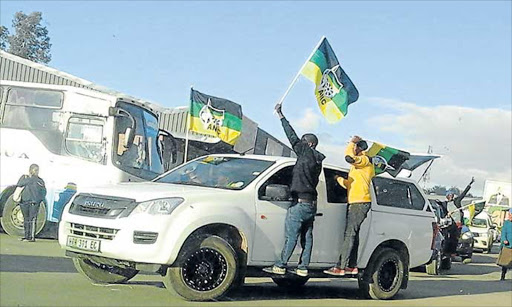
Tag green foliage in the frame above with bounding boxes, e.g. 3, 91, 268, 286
1, 11, 51, 63
0, 25, 8, 50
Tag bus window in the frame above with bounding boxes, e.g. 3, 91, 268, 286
65, 117, 106, 164
2, 87, 63, 130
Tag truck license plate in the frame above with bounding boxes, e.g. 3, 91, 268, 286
67, 236, 100, 252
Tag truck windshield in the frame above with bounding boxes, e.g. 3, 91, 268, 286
155, 156, 274, 190
113, 101, 164, 179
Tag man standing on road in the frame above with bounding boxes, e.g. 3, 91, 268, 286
263, 104, 325, 277
17, 164, 46, 242
438, 177, 475, 256
324, 136, 374, 276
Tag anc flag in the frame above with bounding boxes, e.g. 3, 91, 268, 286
367, 142, 410, 177
301, 37, 359, 123
189, 89, 243, 145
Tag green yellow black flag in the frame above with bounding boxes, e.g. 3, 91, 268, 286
367, 142, 410, 177
189, 89, 243, 145
301, 37, 359, 123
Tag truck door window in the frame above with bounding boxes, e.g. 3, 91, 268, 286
258, 166, 293, 199
324, 168, 348, 203
373, 177, 424, 210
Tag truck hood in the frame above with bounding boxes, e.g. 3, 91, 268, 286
77, 182, 236, 202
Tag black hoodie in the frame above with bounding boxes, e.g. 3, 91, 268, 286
281, 117, 326, 201
17, 175, 46, 204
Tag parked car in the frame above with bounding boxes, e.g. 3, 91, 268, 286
464, 211, 496, 254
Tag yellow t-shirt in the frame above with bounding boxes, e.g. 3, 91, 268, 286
337, 142, 375, 204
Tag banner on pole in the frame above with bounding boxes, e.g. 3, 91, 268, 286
189, 89, 243, 145
301, 37, 359, 123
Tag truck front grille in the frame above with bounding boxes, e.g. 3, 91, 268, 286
70, 223, 119, 240
68, 193, 137, 219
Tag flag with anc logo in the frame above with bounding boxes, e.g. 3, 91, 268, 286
189, 89, 243, 145
300, 37, 359, 123
367, 142, 410, 177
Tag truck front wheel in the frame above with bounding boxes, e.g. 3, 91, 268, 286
359, 247, 405, 300
164, 235, 238, 301
0, 196, 46, 237
73, 258, 138, 284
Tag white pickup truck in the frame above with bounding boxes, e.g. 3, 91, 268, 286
58, 154, 435, 301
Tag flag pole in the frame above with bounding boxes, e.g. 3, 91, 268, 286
184, 86, 193, 163
275, 36, 326, 108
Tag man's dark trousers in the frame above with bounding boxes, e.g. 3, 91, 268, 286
276, 201, 317, 270
338, 202, 371, 268
20, 202, 40, 240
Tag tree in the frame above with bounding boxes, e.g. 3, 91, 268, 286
0, 26, 8, 50
5, 11, 51, 63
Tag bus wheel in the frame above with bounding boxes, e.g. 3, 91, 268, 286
0, 196, 46, 237
73, 258, 138, 284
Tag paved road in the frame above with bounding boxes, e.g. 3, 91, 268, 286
1, 233, 511, 307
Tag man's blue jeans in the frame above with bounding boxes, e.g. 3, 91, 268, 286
275, 201, 317, 270
337, 202, 371, 268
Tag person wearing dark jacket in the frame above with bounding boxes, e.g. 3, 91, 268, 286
17, 164, 46, 242
263, 104, 325, 277
437, 177, 475, 255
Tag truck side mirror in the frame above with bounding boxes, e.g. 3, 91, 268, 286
262, 184, 291, 201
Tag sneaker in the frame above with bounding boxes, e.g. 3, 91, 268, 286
262, 265, 286, 275
323, 267, 345, 276
19, 237, 28, 241
345, 267, 359, 275
289, 268, 308, 277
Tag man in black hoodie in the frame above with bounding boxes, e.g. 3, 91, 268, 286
17, 164, 46, 242
263, 104, 325, 277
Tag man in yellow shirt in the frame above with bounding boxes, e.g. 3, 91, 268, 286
324, 135, 375, 276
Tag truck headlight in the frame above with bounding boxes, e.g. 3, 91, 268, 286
132, 198, 184, 215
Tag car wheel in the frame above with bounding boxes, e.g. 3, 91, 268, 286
358, 247, 405, 300
1, 196, 46, 237
164, 235, 238, 301
426, 251, 442, 275
73, 258, 138, 284
272, 276, 309, 287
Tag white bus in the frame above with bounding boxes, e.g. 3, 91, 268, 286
0, 81, 172, 237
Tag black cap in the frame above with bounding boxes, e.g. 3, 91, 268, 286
356, 140, 368, 150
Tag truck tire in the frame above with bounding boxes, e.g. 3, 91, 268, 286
164, 235, 238, 301
72, 258, 138, 284
358, 247, 405, 300
271, 276, 309, 288
426, 251, 442, 275
440, 257, 451, 270
1, 196, 46, 237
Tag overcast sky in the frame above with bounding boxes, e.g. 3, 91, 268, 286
1, 1, 510, 196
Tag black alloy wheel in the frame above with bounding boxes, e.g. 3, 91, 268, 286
182, 247, 228, 292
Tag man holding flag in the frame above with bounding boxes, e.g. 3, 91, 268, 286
325, 135, 375, 276
263, 104, 325, 277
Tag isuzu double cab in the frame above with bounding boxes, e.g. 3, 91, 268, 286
58, 154, 435, 301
